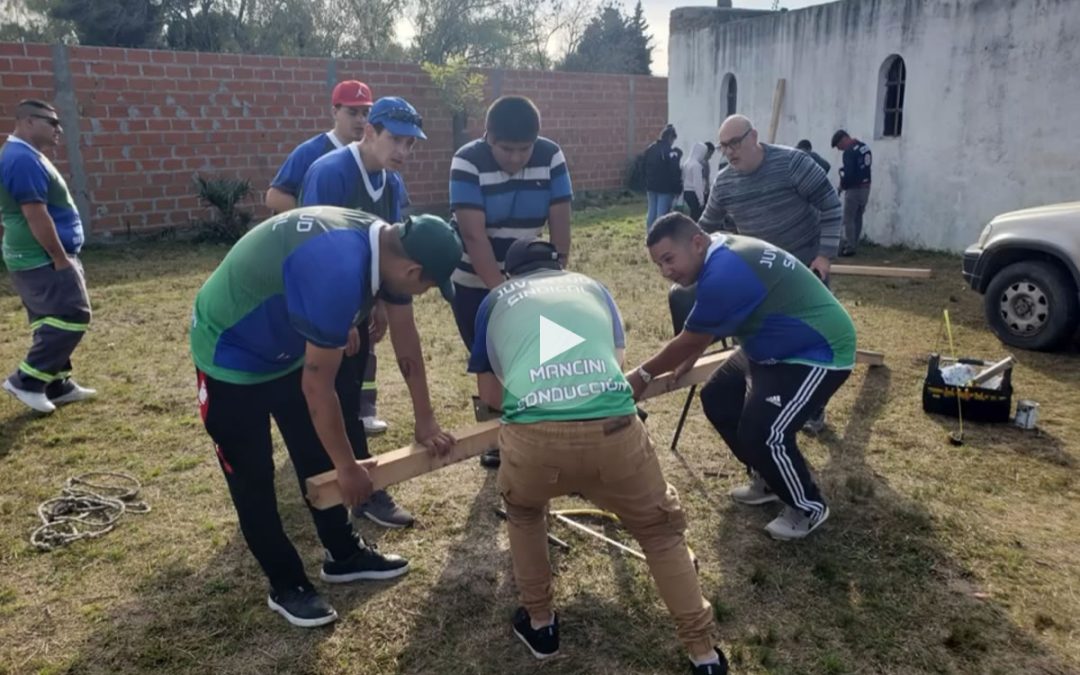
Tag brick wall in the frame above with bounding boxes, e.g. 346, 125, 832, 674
0, 42, 667, 236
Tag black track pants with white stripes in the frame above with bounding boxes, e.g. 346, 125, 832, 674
700, 349, 851, 517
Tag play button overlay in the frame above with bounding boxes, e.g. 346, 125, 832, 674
539, 314, 585, 364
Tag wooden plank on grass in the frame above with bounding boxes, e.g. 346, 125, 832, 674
306, 347, 884, 509
832, 265, 932, 279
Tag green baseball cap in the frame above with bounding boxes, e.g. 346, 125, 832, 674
392, 214, 463, 301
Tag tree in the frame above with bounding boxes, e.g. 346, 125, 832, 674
559, 0, 652, 75
421, 57, 486, 148
45, 0, 170, 48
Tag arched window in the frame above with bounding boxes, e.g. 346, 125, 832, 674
879, 55, 906, 138
720, 73, 737, 116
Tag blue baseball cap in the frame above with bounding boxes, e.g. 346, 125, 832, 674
368, 97, 426, 140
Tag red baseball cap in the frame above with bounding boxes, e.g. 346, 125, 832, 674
331, 80, 373, 107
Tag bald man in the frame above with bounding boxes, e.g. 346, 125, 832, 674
694, 115, 843, 434
699, 115, 841, 280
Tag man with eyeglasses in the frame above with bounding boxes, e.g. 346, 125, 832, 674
297, 96, 428, 529
697, 114, 842, 434
1, 99, 95, 413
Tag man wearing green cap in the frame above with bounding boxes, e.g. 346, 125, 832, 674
190, 206, 460, 628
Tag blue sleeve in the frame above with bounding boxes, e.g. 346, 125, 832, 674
282, 232, 366, 348
299, 158, 348, 208
271, 144, 317, 196
684, 255, 767, 337
466, 292, 496, 373
598, 284, 625, 348
549, 148, 573, 204
2, 152, 50, 204
450, 155, 485, 209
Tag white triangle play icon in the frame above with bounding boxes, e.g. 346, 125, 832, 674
539, 315, 586, 365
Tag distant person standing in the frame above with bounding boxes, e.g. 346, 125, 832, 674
643, 124, 682, 232
795, 139, 831, 175
681, 142, 709, 221
1, 99, 95, 414
830, 130, 871, 257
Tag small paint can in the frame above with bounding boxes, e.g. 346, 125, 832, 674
1014, 400, 1039, 429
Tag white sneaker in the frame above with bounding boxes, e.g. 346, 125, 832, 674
3, 379, 56, 413
50, 382, 97, 405
729, 471, 781, 505
362, 416, 388, 435
765, 505, 830, 541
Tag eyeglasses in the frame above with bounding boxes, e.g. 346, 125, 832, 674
30, 114, 62, 128
718, 127, 753, 152
372, 108, 423, 129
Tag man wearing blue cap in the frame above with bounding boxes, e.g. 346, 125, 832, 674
300, 95, 429, 527
299, 96, 427, 529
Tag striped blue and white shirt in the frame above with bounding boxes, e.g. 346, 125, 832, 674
449, 137, 573, 288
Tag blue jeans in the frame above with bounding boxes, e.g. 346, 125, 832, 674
645, 192, 676, 233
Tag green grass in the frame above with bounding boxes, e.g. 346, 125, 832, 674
1, 201, 1078, 674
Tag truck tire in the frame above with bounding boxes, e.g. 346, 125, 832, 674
983, 260, 1079, 351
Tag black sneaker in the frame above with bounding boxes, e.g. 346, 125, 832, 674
319, 543, 410, 583
690, 648, 729, 674
267, 586, 338, 628
512, 606, 559, 659
480, 448, 501, 469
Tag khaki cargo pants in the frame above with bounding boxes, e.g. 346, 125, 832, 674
497, 415, 716, 656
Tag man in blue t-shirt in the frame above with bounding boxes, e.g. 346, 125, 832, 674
448, 95, 573, 468
299, 97, 426, 529
1, 99, 96, 414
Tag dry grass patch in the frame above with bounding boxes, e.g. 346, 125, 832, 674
1, 202, 1077, 674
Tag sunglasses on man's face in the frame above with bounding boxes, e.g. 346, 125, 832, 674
31, 114, 62, 129
373, 109, 423, 129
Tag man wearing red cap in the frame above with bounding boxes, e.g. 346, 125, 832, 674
264, 80, 374, 214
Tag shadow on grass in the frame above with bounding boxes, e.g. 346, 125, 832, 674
60, 458, 407, 674
0, 409, 38, 461
923, 412, 1075, 469
706, 366, 1073, 673
395, 470, 518, 675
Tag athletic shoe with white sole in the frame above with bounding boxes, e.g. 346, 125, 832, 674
353, 489, 415, 528
49, 381, 97, 405
267, 586, 338, 628
690, 648, 730, 674
362, 416, 389, 435
3, 379, 55, 413
512, 607, 559, 659
729, 471, 780, 506
765, 505, 830, 541
319, 543, 410, 583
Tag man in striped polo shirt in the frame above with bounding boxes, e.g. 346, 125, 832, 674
697, 114, 843, 433
448, 95, 573, 468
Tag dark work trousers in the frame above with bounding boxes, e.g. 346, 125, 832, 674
683, 191, 704, 221
842, 185, 871, 252
7, 258, 91, 395
356, 337, 379, 420
197, 332, 373, 592
699, 349, 851, 517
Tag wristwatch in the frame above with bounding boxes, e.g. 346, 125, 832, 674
636, 366, 654, 384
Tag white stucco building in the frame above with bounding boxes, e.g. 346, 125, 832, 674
668, 0, 1080, 252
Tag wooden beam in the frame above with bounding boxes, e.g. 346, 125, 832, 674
832, 265, 932, 279
767, 78, 786, 143
306, 347, 884, 509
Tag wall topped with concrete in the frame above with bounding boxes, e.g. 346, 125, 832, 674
669, 0, 1080, 252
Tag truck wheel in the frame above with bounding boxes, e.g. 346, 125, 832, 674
984, 261, 1079, 351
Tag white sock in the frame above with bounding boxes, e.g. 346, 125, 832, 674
530, 614, 555, 630
690, 652, 720, 667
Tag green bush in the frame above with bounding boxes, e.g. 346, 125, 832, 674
192, 174, 254, 243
